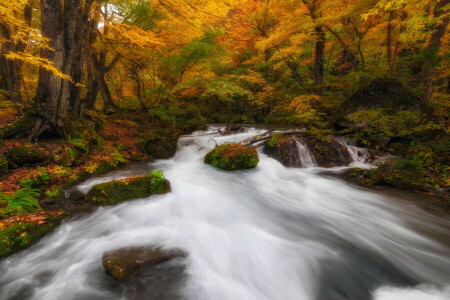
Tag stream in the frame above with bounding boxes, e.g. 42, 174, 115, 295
0, 126, 449, 300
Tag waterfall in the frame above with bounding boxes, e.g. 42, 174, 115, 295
0, 126, 449, 300
295, 140, 317, 168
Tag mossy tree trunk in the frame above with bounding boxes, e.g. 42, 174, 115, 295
1, 0, 97, 140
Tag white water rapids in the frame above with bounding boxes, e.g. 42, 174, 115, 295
0, 127, 449, 300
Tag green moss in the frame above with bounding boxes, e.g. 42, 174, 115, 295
204, 143, 259, 171
4, 146, 46, 167
139, 129, 178, 160
0, 155, 8, 176
0, 213, 65, 259
0, 113, 39, 140
85, 171, 171, 205
267, 133, 284, 148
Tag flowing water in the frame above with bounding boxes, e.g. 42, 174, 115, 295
295, 140, 317, 168
0, 127, 449, 300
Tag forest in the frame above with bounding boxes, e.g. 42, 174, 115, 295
0, 0, 449, 298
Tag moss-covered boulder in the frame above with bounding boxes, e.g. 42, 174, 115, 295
204, 143, 259, 171
85, 170, 170, 205
374, 159, 428, 190
340, 77, 424, 114
344, 160, 430, 191
0, 155, 8, 175
139, 129, 178, 160
102, 247, 186, 282
0, 212, 65, 259
4, 146, 46, 167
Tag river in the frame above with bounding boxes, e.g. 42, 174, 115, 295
0, 127, 449, 300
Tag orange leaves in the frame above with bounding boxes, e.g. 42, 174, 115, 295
0, 211, 64, 229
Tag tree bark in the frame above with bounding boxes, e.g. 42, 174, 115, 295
314, 25, 325, 93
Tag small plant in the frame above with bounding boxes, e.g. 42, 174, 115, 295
148, 170, 166, 190
67, 136, 89, 151
20, 167, 52, 188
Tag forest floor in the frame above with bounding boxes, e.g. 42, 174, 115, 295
0, 101, 166, 258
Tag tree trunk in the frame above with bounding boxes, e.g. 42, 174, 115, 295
0, 0, 96, 140
84, 63, 99, 110
286, 60, 308, 91
0, 4, 32, 103
421, 0, 449, 102
386, 12, 394, 74
314, 25, 325, 94
91, 54, 116, 111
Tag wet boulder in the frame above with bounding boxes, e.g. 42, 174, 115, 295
4, 146, 46, 168
102, 247, 186, 282
263, 134, 352, 168
85, 170, 170, 205
204, 143, 259, 171
263, 135, 302, 167
307, 137, 352, 168
139, 129, 178, 160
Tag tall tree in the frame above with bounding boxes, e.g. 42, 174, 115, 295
1, 0, 98, 139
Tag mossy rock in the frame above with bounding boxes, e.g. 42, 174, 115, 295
139, 129, 178, 160
85, 170, 170, 205
374, 160, 428, 190
0, 213, 65, 259
4, 146, 46, 167
0, 155, 8, 175
204, 143, 259, 171
103, 247, 186, 282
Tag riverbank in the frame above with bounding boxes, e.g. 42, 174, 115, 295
0, 115, 448, 259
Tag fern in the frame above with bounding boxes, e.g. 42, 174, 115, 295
0, 188, 41, 214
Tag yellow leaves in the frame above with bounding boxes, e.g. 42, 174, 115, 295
238, 70, 266, 85
286, 95, 324, 114
4, 52, 73, 82
106, 23, 165, 49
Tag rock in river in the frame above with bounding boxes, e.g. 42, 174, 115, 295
102, 247, 186, 282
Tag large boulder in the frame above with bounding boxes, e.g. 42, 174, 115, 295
340, 77, 423, 114
263, 134, 352, 168
102, 247, 186, 282
4, 146, 46, 168
85, 170, 170, 205
139, 129, 178, 160
204, 143, 259, 171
